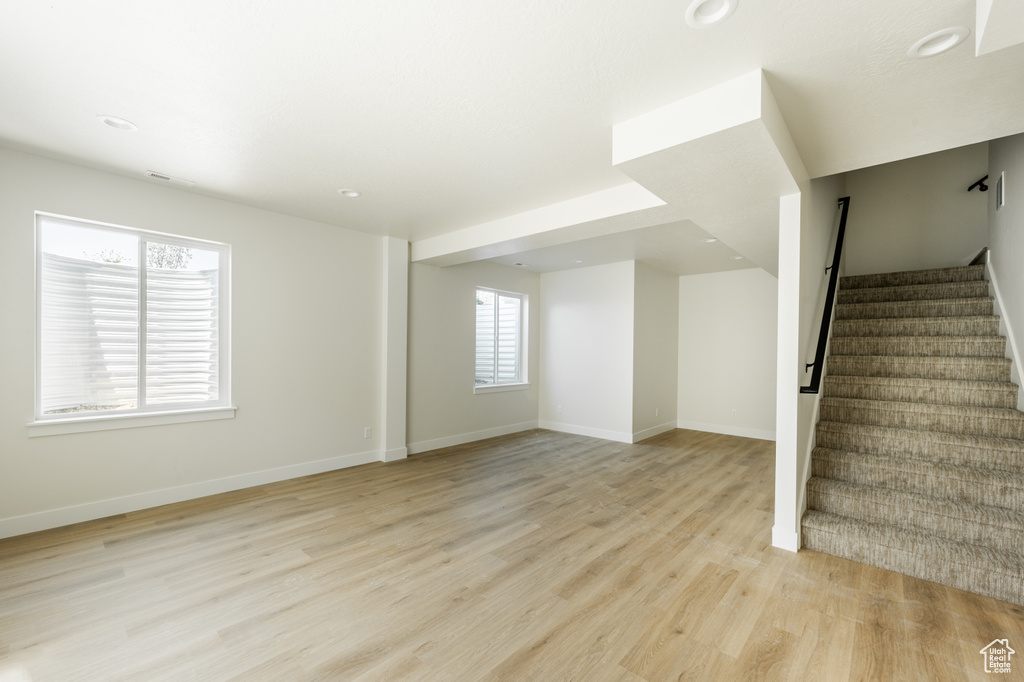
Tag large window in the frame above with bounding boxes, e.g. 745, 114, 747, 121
475, 287, 526, 390
34, 213, 231, 426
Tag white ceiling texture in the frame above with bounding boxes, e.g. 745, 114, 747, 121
2, 1, 1023, 275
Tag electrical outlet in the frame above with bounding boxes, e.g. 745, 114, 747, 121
557, 405, 563, 415
655, 408, 660, 417
731, 410, 737, 418
363, 426, 372, 439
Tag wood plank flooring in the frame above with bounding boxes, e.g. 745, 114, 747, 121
1, 429, 1021, 680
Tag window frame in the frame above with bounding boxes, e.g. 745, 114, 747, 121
30, 212, 234, 435
473, 286, 529, 394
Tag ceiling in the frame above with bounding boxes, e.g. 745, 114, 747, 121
488, 221, 753, 276
2, 0, 1023, 274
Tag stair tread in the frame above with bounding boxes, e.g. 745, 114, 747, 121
803, 510, 1024, 605
832, 316, 1000, 338
816, 420, 1024, 457
824, 375, 1017, 389
827, 355, 1011, 382
802, 509, 1024, 573
836, 297, 994, 320
821, 375, 1018, 408
838, 296, 993, 309
829, 335, 1006, 357
837, 280, 989, 304
803, 510, 1024, 574
821, 396, 1024, 418
807, 477, 1024, 530
812, 446, 1024, 480
829, 354, 1010, 363
839, 265, 986, 290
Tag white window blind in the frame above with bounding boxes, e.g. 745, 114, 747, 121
475, 288, 524, 386
36, 214, 229, 420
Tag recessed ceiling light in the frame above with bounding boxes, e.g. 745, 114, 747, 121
337, 188, 361, 198
908, 27, 969, 58
513, 262, 529, 267
97, 115, 138, 132
732, 255, 744, 260
701, 237, 718, 243
570, 259, 584, 264
685, 0, 737, 29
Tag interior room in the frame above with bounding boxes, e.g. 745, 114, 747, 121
2, 1, 1023, 679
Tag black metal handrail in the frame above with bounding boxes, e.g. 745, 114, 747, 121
968, 176, 989, 192
800, 196, 851, 394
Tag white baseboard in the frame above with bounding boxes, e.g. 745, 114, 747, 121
987, 258, 1024, 411
537, 421, 633, 443
632, 421, 678, 443
380, 447, 408, 462
406, 421, 538, 455
772, 524, 800, 553
676, 419, 776, 441
0, 449, 380, 540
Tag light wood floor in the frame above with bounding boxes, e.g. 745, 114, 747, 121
1, 429, 1021, 681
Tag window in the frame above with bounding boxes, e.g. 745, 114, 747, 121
475, 287, 527, 391
34, 213, 231, 430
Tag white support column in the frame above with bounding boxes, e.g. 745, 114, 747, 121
772, 192, 802, 552
380, 237, 409, 462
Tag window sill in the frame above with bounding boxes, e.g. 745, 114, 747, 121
474, 382, 531, 395
28, 406, 237, 437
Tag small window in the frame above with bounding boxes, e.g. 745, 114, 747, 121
475, 287, 526, 388
35, 213, 231, 423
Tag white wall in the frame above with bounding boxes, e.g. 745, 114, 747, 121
0, 147, 385, 537
632, 262, 679, 441
844, 143, 989, 275
795, 175, 848, 508
677, 268, 777, 440
774, 174, 846, 552
988, 133, 1024, 411
407, 261, 540, 453
539, 261, 635, 442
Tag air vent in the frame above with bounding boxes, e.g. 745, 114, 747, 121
144, 170, 196, 188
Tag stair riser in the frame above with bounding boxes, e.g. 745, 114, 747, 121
812, 455, 1024, 510
832, 317, 1000, 338
836, 299, 993, 320
839, 265, 986, 291
827, 356, 1011, 382
830, 337, 1006, 358
815, 423, 1024, 472
807, 483, 1024, 553
837, 280, 989, 305
802, 522, 1023, 606
821, 379, 1018, 409
819, 402, 1024, 439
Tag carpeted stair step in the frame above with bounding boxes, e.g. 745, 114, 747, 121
806, 478, 1024, 554
839, 264, 986, 290
836, 280, 989, 305
836, 297, 993, 320
811, 447, 1024, 509
802, 510, 1024, 606
815, 421, 1024, 472
819, 397, 1024, 439
832, 316, 1000, 338
821, 376, 1018, 409
830, 335, 1006, 358
827, 355, 1011, 382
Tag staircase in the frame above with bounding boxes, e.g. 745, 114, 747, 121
801, 263, 1024, 606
